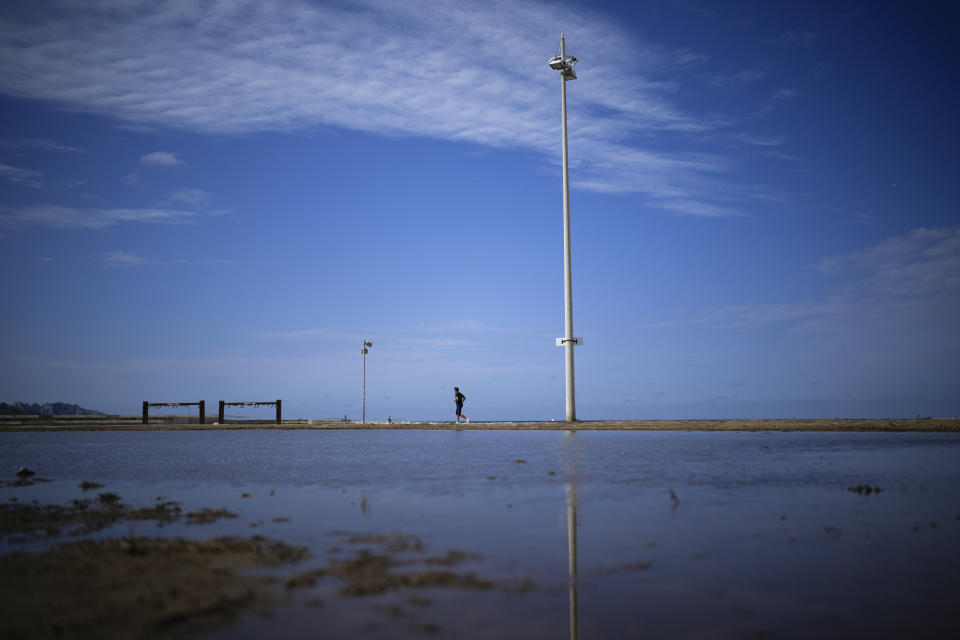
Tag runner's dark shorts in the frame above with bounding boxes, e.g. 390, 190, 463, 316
456, 402, 463, 416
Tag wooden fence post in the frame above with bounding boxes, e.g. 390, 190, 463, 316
276, 399, 282, 425
199, 400, 205, 425
218, 400, 225, 424
142, 401, 149, 425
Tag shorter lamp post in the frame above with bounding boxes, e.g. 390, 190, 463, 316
361, 340, 373, 423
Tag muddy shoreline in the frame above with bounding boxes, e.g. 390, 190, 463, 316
1, 493, 527, 640
2, 418, 958, 432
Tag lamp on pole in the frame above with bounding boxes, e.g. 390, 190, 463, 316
361, 340, 373, 423
549, 33, 581, 422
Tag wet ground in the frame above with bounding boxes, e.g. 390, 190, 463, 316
2, 429, 959, 638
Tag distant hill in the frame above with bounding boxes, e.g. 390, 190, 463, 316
0, 402, 105, 416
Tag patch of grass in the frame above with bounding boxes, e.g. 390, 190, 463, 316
305, 530, 534, 601
0, 535, 309, 640
185, 508, 239, 525
98, 492, 121, 505
848, 485, 883, 495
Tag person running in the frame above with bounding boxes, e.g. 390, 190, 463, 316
454, 387, 469, 423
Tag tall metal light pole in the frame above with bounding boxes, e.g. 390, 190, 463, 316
549, 34, 581, 422
361, 340, 372, 423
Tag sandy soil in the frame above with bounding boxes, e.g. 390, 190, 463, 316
2, 418, 958, 432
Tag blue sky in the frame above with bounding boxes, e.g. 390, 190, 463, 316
1, 0, 958, 420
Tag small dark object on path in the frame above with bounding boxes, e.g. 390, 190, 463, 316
16, 467, 35, 477
79, 481, 103, 490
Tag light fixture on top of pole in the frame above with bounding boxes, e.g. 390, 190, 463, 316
549, 33, 582, 423
361, 340, 373, 423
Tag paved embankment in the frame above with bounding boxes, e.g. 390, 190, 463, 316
2, 418, 958, 432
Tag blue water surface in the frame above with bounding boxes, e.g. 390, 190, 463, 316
2, 429, 959, 639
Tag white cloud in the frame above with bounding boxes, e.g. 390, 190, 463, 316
641, 225, 960, 329
101, 250, 152, 267
0, 138, 87, 153
408, 320, 530, 334
139, 151, 182, 166
250, 328, 348, 341
812, 226, 960, 298
0, 163, 44, 186
101, 250, 233, 267
757, 88, 801, 116
731, 133, 786, 147
169, 188, 211, 206
252, 319, 529, 343
708, 66, 768, 87
0, 0, 759, 213
656, 199, 745, 218
777, 31, 817, 47
735, 67, 768, 83
0, 204, 199, 229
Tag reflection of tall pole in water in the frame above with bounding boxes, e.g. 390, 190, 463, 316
567, 482, 579, 640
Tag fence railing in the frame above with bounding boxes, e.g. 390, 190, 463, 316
143, 401, 205, 425
219, 400, 281, 425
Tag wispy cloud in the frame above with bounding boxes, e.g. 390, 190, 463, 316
640, 225, 960, 330
0, 0, 765, 215
169, 188, 211, 206
665, 0, 717, 18
0, 205, 200, 229
730, 133, 786, 147
253, 319, 530, 343
708, 66, 768, 87
811, 226, 960, 297
250, 328, 352, 341
101, 251, 152, 267
756, 88, 801, 116
408, 320, 530, 334
0, 163, 44, 187
637, 300, 834, 330
101, 250, 232, 267
0, 138, 87, 153
139, 151, 182, 166
777, 31, 817, 47
656, 199, 745, 218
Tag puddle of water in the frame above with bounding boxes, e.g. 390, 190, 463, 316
2, 430, 959, 638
